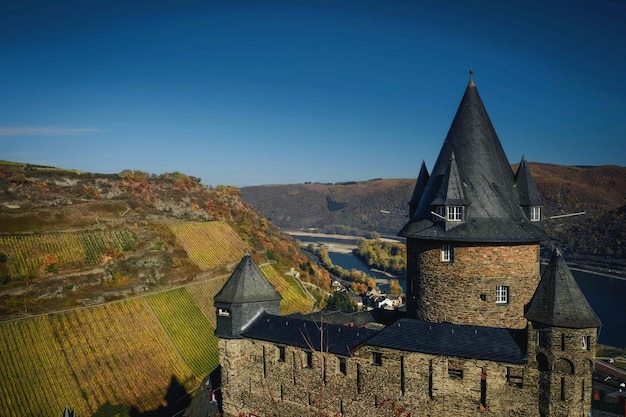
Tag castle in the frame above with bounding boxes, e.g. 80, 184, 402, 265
214, 74, 601, 417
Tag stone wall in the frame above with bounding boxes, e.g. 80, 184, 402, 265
220, 337, 543, 417
406, 241, 540, 328
527, 322, 598, 417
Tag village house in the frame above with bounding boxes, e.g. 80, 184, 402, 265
214, 73, 601, 417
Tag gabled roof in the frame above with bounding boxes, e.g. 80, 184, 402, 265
214, 255, 282, 304
525, 250, 601, 329
241, 311, 378, 356
431, 151, 467, 206
399, 74, 548, 243
365, 318, 527, 364
515, 156, 543, 206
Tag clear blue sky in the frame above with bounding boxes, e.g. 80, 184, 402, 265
2, 1, 625, 187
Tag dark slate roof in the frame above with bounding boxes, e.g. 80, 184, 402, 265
525, 250, 601, 329
291, 309, 380, 328
431, 152, 467, 206
241, 311, 378, 356
515, 156, 543, 206
408, 161, 430, 218
214, 255, 282, 304
399, 75, 548, 243
365, 318, 527, 364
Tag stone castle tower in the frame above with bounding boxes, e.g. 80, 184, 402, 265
214, 254, 282, 339
399, 72, 548, 329
526, 249, 602, 416
215, 74, 601, 417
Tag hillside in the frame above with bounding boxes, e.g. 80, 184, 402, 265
0, 160, 323, 417
241, 163, 626, 267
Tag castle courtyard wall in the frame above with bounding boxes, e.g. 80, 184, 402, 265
220, 338, 542, 417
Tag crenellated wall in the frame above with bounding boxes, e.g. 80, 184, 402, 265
219, 337, 542, 417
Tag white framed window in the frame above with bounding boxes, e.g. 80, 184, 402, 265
495, 286, 509, 304
447, 206, 463, 221
582, 335, 590, 351
441, 245, 452, 262
530, 206, 541, 221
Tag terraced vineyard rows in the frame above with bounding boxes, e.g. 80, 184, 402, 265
147, 288, 219, 375
0, 298, 197, 417
261, 264, 314, 315
0, 229, 136, 279
187, 276, 229, 327
168, 221, 248, 270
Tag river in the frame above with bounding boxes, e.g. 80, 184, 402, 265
288, 232, 626, 348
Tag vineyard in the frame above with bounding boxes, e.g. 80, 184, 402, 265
168, 221, 248, 270
147, 288, 220, 375
186, 276, 229, 327
261, 264, 315, 315
0, 229, 136, 279
0, 298, 197, 417
0, 266, 316, 417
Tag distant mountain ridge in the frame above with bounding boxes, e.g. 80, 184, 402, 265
241, 163, 626, 266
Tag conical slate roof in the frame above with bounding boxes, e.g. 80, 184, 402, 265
525, 250, 601, 329
214, 255, 282, 304
515, 156, 543, 206
399, 74, 548, 243
408, 161, 429, 218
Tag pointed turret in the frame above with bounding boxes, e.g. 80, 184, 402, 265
408, 161, 429, 218
515, 156, 544, 222
401, 73, 548, 327
214, 254, 282, 338
399, 73, 548, 243
525, 250, 601, 328
527, 249, 600, 417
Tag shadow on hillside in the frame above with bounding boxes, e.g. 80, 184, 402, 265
129, 376, 191, 417
90, 375, 191, 417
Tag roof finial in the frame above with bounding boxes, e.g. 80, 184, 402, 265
468, 69, 475, 87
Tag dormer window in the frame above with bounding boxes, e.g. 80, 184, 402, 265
530, 206, 541, 221
447, 206, 463, 221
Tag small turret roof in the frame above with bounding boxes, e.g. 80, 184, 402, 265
515, 156, 543, 206
525, 250, 601, 329
214, 255, 282, 304
408, 161, 429, 207
399, 73, 548, 243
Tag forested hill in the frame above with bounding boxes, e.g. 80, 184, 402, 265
241, 163, 626, 266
